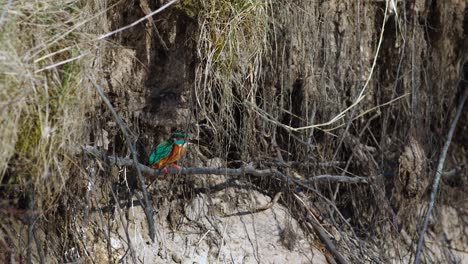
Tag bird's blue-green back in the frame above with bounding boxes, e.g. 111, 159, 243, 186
149, 139, 173, 165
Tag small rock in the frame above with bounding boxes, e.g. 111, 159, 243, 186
181, 257, 192, 264
172, 253, 182, 263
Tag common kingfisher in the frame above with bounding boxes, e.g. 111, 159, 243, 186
149, 131, 192, 173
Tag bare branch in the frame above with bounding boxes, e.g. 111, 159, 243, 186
82, 146, 369, 184
109, 186, 137, 263
255, 160, 346, 168
33, 228, 45, 264
294, 194, 348, 264
88, 77, 156, 242
305, 175, 368, 184
414, 88, 468, 264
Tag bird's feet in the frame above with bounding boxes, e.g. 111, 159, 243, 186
171, 164, 181, 170
161, 164, 181, 174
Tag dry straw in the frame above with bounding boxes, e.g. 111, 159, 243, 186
0, 0, 96, 209
194, 0, 269, 158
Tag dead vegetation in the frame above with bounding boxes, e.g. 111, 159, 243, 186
193, 0, 270, 161
0, 0, 96, 214
0, 0, 102, 261
0, 0, 466, 263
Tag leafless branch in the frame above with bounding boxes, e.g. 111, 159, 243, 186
255, 160, 346, 168
140, 0, 169, 52
305, 175, 368, 184
33, 228, 45, 264
83, 146, 369, 185
88, 76, 156, 242
294, 194, 348, 264
27, 185, 35, 264
109, 186, 137, 263
414, 88, 468, 264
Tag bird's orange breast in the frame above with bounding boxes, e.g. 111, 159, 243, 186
167, 144, 187, 163
153, 144, 187, 168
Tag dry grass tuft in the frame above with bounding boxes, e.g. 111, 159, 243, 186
0, 0, 96, 209
193, 0, 269, 160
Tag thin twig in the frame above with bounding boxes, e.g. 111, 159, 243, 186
222, 192, 283, 217
0, 0, 13, 28
255, 160, 345, 168
294, 194, 348, 264
27, 184, 35, 264
35, 53, 87, 73
109, 186, 137, 263
139, 0, 169, 52
250, 0, 390, 132
414, 88, 467, 264
29, 0, 125, 58
325, 93, 409, 132
88, 76, 156, 241
304, 175, 368, 184
33, 228, 45, 264
96, 0, 179, 40
34, 46, 74, 64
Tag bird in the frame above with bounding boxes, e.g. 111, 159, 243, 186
148, 131, 193, 173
